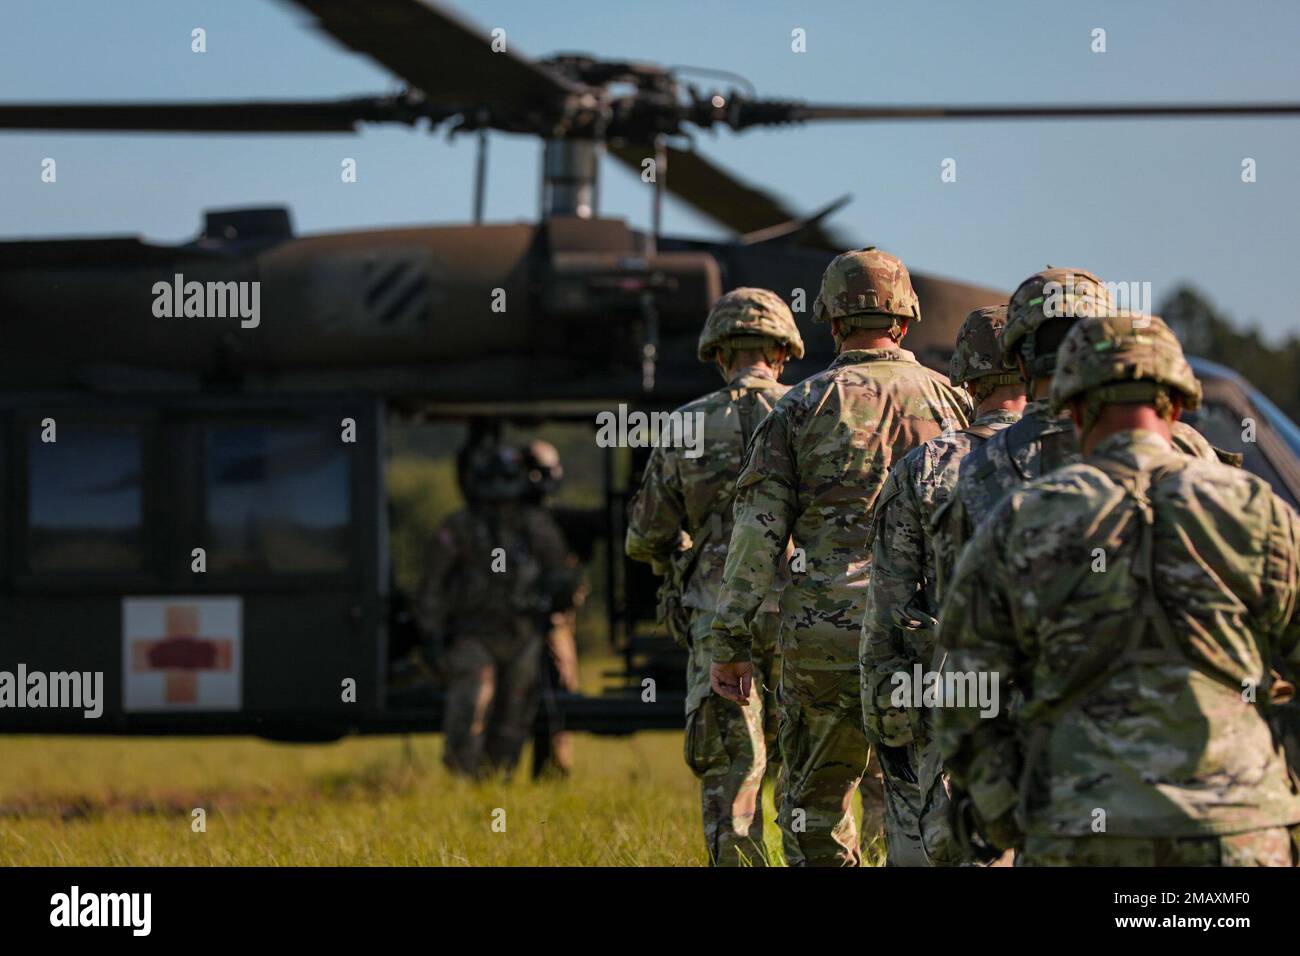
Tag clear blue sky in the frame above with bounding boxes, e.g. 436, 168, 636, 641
3, 0, 1298, 337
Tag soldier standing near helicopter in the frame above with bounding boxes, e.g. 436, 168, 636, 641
860, 305, 1025, 866
936, 313, 1300, 866
522, 439, 587, 779
626, 288, 803, 866
710, 249, 972, 867
418, 445, 575, 777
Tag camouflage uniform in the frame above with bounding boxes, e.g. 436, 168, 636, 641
943, 273, 1221, 585
945, 401, 1221, 565
522, 441, 584, 778
626, 288, 803, 866
712, 250, 972, 866
861, 306, 1021, 866
936, 314, 1300, 866
419, 449, 573, 777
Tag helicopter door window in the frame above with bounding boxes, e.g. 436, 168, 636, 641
204, 424, 351, 573
1183, 399, 1298, 508
26, 423, 144, 572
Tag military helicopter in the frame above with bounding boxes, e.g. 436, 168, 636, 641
3, 0, 1299, 742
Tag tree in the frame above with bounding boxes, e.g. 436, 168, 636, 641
1161, 285, 1300, 421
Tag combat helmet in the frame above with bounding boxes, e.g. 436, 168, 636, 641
949, 305, 1021, 399
465, 445, 529, 503
697, 287, 805, 362
523, 439, 563, 502
1002, 267, 1111, 379
813, 247, 920, 337
1050, 312, 1202, 432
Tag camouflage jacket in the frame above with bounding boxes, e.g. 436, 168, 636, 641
712, 347, 972, 667
936, 429, 1300, 839
625, 366, 788, 611
418, 503, 572, 646
860, 408, 1021, 746
941, 399, 1221, 582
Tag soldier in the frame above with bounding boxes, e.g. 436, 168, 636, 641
936, 313, 1300, 866
626, 287, 803, 866
522, 439, 585, 779
861, 305, 1025, 866
942, 268, 1222, 580
711, 248, 972, 867
419, 445, 575, 778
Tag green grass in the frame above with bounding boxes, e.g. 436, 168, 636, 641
0, 732, 698, 866
0, 731, 888, 866
0, 655, 885, 866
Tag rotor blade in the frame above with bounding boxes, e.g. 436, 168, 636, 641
284, 0, 581, 109
0, 96, 421, 133
739, 194, 853, 247
742, 100, 1300, 127
608, 142, 849, 249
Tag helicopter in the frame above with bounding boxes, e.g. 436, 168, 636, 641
3, 0, 1300, 743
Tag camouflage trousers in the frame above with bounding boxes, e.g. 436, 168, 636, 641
875, 739, 968, 866
776, 663, 881, 866
1018, 827, 1300, 866
442, 632, 542, 778
684, 610, 779, 866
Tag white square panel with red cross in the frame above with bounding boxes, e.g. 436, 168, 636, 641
121, 597, 241, 712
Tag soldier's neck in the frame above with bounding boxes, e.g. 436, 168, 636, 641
976, 395, 1028, 417
840, 330, 899, 351
976, 384, 1028, 417
1080, 406, 1174, 455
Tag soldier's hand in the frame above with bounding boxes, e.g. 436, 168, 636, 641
710, 662, 753, 705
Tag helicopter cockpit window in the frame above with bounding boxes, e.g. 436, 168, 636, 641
26, 423, 144, 572
205, 424, 351, 573
1184, 399, 1298, 508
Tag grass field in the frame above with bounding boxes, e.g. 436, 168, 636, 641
0, 731, 893, 866
0, 654, 885, 866
0, 731, 707, 866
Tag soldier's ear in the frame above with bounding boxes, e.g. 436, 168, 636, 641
1170, 395, 1184, 422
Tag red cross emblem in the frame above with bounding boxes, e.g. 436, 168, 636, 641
130, 604, 234, 705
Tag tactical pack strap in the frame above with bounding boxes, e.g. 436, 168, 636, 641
1021, 459, 1223, 734
677, 386, 763, 589
732, 386, 759, 452
962, 423, 1000, 441
1014, 459, 1244, 827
